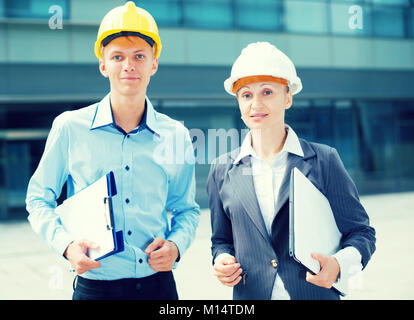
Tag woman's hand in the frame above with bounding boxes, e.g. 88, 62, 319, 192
213, 254, 243, 287
305, 252, 340, 288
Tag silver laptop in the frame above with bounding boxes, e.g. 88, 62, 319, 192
289, 167, 344, 293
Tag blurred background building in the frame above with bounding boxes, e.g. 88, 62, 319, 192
0, 0, 413, 218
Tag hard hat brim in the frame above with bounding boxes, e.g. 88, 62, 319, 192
224, 75, 302, 96
94, 29, 162, 59
101, 31, 155, 48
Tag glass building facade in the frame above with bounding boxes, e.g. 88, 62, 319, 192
1, 0, 413, 217
136, 0, 414, 38
1, 0, 414, 37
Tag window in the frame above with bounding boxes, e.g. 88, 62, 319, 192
235, 0, 283, 31
134, 0, 181, 26
373, 6, 405, 37
395, 102, 414, 179
0, 0, 4, 18
370, 0, 410, 5
356, 101, 396, 176
331, 2, 372, 36
131, 0, 413, 39
183, 0, 233, 29
284, 0, 329, 34
5, 0, 69, 19
333, 103, 357, 170
411, 8, 414, 37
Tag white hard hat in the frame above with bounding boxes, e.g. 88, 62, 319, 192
224, 42, 302, 96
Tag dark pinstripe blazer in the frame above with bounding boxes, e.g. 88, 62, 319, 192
207, 138, 376, 300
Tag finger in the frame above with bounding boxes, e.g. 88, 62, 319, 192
214, 258, 239, 269
148, 258, 172, 272
221, 256, 236, 265
149, 243, 171, 260
214, 263, 241, 276
222, 275, 242, 287
79, 239, 100, 250
311, 252, 326, 265
218, 268, 243, 284
76, 264, 100, 274
305, 271, 321, 286
145, 237, 165, 255
215, 254, 236, 265
79, 255, 101, 268
76, 257, 101, 274
306, 271, 331, 288
306, 271, 315, 282
148, 249, 174, 266
148, 255, 168, 267
219, 264, 241, 276
214, 264, 241, 278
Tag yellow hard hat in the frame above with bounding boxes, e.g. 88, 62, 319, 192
94, 1, 162, 59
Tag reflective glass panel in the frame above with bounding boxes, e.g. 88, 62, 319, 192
235, 0, 283, 31
373, 6, 405, 37
331, 3, 372, 36
0, 0, 4, 18
6, 0, 69, 19
183, 0, 233, 29
284, 1, 329, 33
135, 0, 181, 26
370, 0, 409, 5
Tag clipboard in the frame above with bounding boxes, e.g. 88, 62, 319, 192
55, 171, 124, 261
289, 167, 344, 293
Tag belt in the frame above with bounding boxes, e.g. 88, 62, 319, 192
73, 272, 167, 292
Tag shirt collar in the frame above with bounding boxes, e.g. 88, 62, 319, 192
144, 97, 160, 136
90, 93, 113, 130
90, 93, 160, 136
233, 124, 304, 165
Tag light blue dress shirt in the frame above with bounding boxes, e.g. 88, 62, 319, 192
26, 93, 200, 280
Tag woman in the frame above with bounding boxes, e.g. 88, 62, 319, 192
207, 42, 376, 300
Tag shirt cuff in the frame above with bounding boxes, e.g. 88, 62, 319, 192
332, 246, 363, 295
166, 234, 185, 264
48, 227, 75, 258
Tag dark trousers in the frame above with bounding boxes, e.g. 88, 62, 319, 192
72, 271, 179, 300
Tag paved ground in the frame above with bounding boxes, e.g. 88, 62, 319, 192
1, 191, 413, 300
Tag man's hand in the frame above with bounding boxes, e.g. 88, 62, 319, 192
145, 238, 179, 272
64, 239, 101, 274
305, 252, 340, 289
213, 254, 243, 287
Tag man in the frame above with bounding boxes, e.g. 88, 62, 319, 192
26, 2, 200, 300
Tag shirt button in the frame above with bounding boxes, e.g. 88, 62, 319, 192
125, 165, 130, 171
127, 230, 132, 236
126, 135, 130, 138
271, 259, 278, 268
125, 198, 130, 204
139, 258, 143, 264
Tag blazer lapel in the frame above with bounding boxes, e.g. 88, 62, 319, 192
228, 156, 270, 242
274, 143, 315, 217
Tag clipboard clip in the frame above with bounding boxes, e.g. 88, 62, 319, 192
103, 196, 114, 231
